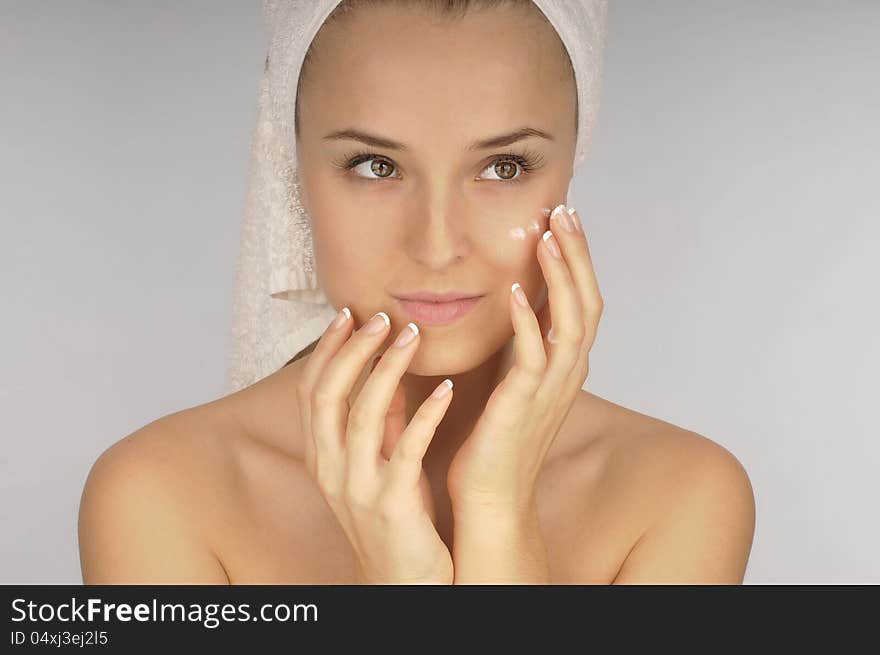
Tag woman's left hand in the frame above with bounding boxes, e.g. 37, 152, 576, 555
447, 203, 604, 515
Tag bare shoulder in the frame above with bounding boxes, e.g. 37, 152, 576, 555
587, 391, 753, 492
78, 403, 238, 584
569, 391, 756, 583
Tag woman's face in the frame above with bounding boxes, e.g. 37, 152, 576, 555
296, 3, 578, 375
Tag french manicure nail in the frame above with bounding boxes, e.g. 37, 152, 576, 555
432, 378, 453, 398
393, 322, 419, 347
551, 204, 574, 232
543, 230, 561, 258
330, 306, 351, 330
567, 206, 582, 232
511, 282, 528, 307
365, 311, 390, 334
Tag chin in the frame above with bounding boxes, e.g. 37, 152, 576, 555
404, 351, 477, 377
399, 331, 505, 377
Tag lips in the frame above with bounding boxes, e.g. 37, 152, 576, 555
394, 291, 482, 303
395, 296, 482, 325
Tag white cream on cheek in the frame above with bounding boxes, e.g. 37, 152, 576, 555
508, 207, 554, 241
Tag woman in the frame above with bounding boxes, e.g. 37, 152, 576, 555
78, 0, 755, 584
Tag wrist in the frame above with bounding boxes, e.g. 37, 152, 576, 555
354, 553, 454, 586
451, 491, 538, 524
452, 498, 541, 543
451, 503, 549, 585
355, 568, 453, 585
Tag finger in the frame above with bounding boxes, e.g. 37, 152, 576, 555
311, 310, 391, 470
298, 306, 354, 469
347, 321, 421, 474
379, 378, 408, 461
537, 205, 586, 384
505, 281, 546, 396
301, 307, 355, 389
387, 378, 454, 487
553, 205, 602, 383
555, 205, 603, 351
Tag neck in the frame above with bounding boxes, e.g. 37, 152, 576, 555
400, 337, 514, 469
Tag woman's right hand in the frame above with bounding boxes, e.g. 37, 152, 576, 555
296, 307, 455, 585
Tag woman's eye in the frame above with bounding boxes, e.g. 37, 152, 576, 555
350, 157, 400, 180
479, 159, 524, 182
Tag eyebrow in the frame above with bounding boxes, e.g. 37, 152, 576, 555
321, 126, 554, 152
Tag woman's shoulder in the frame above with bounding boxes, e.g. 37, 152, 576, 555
78, 402, 242, 583
84, 400, 243, 499
569, 390, 753, 504
562, 390, 756, 582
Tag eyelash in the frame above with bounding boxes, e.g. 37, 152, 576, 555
331, 149, 545, 186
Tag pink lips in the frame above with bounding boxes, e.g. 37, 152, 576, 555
395, 297, 482, 325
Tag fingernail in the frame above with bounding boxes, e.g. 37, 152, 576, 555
548, 326, 558, 344
511, 282, 528, 307
567, 205, 582, 232
542, 230, 561, 258
552, 204, 574, 232
330, 306, 351, 330
365, 311, 390, 334
432, 378, 453, 398
393, 322, 419, 347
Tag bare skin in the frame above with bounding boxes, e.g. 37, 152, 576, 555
78, 3, 755, 584
78, 355, 754, 584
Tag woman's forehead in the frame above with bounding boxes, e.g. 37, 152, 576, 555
301, 9, 572, 127
306, 3, 570, 96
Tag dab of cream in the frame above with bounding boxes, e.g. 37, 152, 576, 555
508, 207, 554, 240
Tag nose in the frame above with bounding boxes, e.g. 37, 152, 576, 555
403, 194, 471, 269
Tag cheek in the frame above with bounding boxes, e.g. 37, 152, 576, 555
474, 203, 550, 248
478, 205, 551, 288
506, 208, 551, 243
312, 218, 389, 309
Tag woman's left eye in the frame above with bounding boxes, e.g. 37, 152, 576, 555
479, 157, 531, 183
334, 151, 542, 185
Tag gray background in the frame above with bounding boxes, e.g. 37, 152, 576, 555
1, 1, 877, 583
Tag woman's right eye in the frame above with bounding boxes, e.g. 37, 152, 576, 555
347, 154, 401, 181
352, 157, 400, 180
